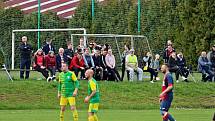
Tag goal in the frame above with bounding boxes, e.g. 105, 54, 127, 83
71, 34, 152, 68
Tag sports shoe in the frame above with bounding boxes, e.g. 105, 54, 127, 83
47, 77, 52, 82
182, 76, 187, 81
176, 80, 179, 83
150, 80, 154, 83
156, 77, 160, 81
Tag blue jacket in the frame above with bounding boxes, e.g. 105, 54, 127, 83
198, 56, 211, 72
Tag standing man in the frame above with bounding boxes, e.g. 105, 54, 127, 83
19, 36, 33, 79
64, 41, 74, 66
42, 38, 55, 55
58, 63, 79, 121
159, 64, 176, 121
84, 69, 100, 121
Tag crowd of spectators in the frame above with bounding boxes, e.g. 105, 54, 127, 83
19, 36, 215, 82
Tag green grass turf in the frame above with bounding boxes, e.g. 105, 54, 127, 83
0, 71, 215, 110
0, 109, 214, 121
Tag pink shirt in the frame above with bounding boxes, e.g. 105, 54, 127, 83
105, 54, 116, 68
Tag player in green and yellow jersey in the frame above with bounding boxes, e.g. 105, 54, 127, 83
84, 69, 100, 121
58, 63, 79, 121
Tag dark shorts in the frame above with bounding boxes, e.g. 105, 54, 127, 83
160, 96, 173, 112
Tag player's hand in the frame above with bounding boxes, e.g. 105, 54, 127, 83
84, 96, 90, 103
58, 93, 61, 99
159, 92, 165, 98
73, 91, 77, 97
159, 98, 162, 103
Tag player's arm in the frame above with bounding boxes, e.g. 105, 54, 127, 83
84, 81, 97, 103
72, 72, 80, 97
58, 79, 62, 99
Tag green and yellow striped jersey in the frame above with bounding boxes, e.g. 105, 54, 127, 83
58, 71, 79, 97
88, 78, 100, 103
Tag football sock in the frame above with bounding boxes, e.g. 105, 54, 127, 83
60, 111, 64, 121
167, 113, 175, 121
94, 114, 99, 121
88, 116, 94, 121
72, 109, 78, 121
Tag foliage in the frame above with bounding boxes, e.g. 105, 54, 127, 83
0, 0, 215, 68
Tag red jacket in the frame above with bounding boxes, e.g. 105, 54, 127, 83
34, 55, 45, 68
45, 55, 56, 68
69, 55, 85, 69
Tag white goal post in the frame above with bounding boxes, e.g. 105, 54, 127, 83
11, 28, 87, 70
71, 34, 152, 67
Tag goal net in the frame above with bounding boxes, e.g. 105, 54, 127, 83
71, 34, 152, 68
10, 28, 87, 70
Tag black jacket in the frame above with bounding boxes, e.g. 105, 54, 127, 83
93, 55, 102, 67
177, 57, 186, 67
168, 57, 178, 68
42, 43, 55, 55
56, 54, 68, 70
19, 42, 32, 60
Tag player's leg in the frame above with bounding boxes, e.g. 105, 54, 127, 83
60, 97, 68, 121
68, 97, 78, 121
88, 103, 99, 121
160, 100, 175, 121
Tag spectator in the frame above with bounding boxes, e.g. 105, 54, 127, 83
143, 52, 158, 83
76, 37, 85, 53
42, 38, 55, 55
88, 42, 95, 54
198, 51, 214, 82
126, 49, 143, 82
207, 45, 215, 71
177, 52, 189, 82
64, 41, 74, 66
92, 50, 103, 80
163, 40, 175, 63
45, 51, 56, 82
56, 48, 68, 72
69, 52, 85, 79
168, 52, 186, 83
121, 44, 130, 81
19, 36, 33, 79
83, 48, 95, 69
100, 48, 108, 80
152, 54, 160, 81
33, 49, 49, 80
105, 49, 121, 81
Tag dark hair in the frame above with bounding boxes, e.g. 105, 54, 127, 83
125, 44, 130, 50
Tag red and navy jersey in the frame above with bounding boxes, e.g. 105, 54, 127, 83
162, 73, 174, 100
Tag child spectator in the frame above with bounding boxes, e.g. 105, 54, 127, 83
45, 51, 56, 82
33, 49, 49, 80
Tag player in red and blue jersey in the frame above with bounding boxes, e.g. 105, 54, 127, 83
159, 64, 176, 121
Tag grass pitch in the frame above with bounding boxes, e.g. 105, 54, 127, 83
0, 109, 214, 121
